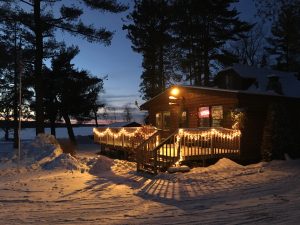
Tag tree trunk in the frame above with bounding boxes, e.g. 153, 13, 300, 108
93, 109, 99, 127
34, 0, 45, 135
62, 113, 76, 145
50, 117, 56, 137
4, 127, 9, 141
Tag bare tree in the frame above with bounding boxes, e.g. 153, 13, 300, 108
231, 24, 267, 67
123, 104, 132, 122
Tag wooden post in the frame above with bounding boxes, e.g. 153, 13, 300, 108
153, 149, 158, 175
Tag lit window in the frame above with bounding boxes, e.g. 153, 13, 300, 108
199, 107, 210, 127
211, 106, 223, 127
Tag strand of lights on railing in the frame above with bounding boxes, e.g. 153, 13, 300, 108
177, 128, 241, 140
93, 127, 156, 139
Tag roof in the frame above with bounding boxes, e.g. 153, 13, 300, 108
140, 85, 292, 110
219, 64, 300, 98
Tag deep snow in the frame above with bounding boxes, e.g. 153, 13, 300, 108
0, 135, 300, 225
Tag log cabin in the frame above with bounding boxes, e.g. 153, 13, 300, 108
139, 64, 300, 165
94, 64, 300, 173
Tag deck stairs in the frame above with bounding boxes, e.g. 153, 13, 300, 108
136, 131, 180, 174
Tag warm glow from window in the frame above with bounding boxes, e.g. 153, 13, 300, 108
170, 87, 179, 96
199, 107, 210, 118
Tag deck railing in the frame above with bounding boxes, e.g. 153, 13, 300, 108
94, 126, 241, 174
178, 128, 241, 160
136, 127, 241, 174
93, 126, 157, 150
136, 131, 180, 174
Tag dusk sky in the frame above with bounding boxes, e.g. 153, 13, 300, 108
55, 0, 258, 108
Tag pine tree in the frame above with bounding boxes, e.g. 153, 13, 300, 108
45, 46, 104, 144
123, 0, 179, 100
266, 4, 300, 72
261, 102, 297, 161
0, 0, 127, 135
0, 14, 34, 148
173, 0, 252, 85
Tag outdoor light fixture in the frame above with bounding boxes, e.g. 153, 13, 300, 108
170, 87, 180, 96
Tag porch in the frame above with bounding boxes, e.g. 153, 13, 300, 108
93, 126, 241, 174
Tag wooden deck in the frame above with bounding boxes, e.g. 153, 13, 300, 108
93, 127, 241, 174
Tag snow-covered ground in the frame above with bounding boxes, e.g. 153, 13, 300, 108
0, 135, 300, 225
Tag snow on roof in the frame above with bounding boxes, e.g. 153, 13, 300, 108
221, 64, 300, 98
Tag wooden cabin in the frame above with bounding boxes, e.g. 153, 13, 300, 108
140, 64, 300, 164
94, 64, 300, 174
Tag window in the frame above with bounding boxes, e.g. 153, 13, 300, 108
180, 111, 188, 128
198, 106, 224, 127
156, 113, 162, 129
199, 107, 210, 127
156, 111, 171, 130
163, 111, 171, 130
211, 106, 223, 127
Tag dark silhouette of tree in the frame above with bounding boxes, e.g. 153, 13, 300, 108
123, 104, 132, 122
230, 24, 267, 67
0, 0, 128, 135
254, 0, 300, 21
45, 46, 104, 144
123, 0, 179, 100
173, 0, 252, 85
265, 4, 300, 73
124, 0, 251, 98
261, 102, 297, 160
0, 15, 34, 148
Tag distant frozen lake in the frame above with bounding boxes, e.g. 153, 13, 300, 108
0, 127, 94, 140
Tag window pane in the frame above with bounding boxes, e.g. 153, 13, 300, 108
155, 113, 162, 129
163, 111, 171, 130
212, 106, 223, 127
199, 107, 210, 127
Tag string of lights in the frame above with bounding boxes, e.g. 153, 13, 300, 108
93, 127, 157, 139
178, 128, 241, 140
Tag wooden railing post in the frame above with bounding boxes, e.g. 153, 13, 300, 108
153, 148, 158, 175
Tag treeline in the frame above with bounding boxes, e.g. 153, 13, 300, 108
0, 0, 127, 146
123, 0, 300, 100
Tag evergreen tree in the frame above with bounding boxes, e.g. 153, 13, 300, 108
261, 102, 297, 161
0, 14, 34, 148
45, 46, 104, 144
265, 4, 300, 73
0, 0, 127, 135
173, 0, 252, 85
123, 0, 179, 100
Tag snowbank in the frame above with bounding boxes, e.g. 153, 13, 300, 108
89, 156, 114, 173
43, 153, 85, 171
89, 156, 136, 175
208, 157, 243, 170
2, 134, 87, 172
21, 133, 62, 163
